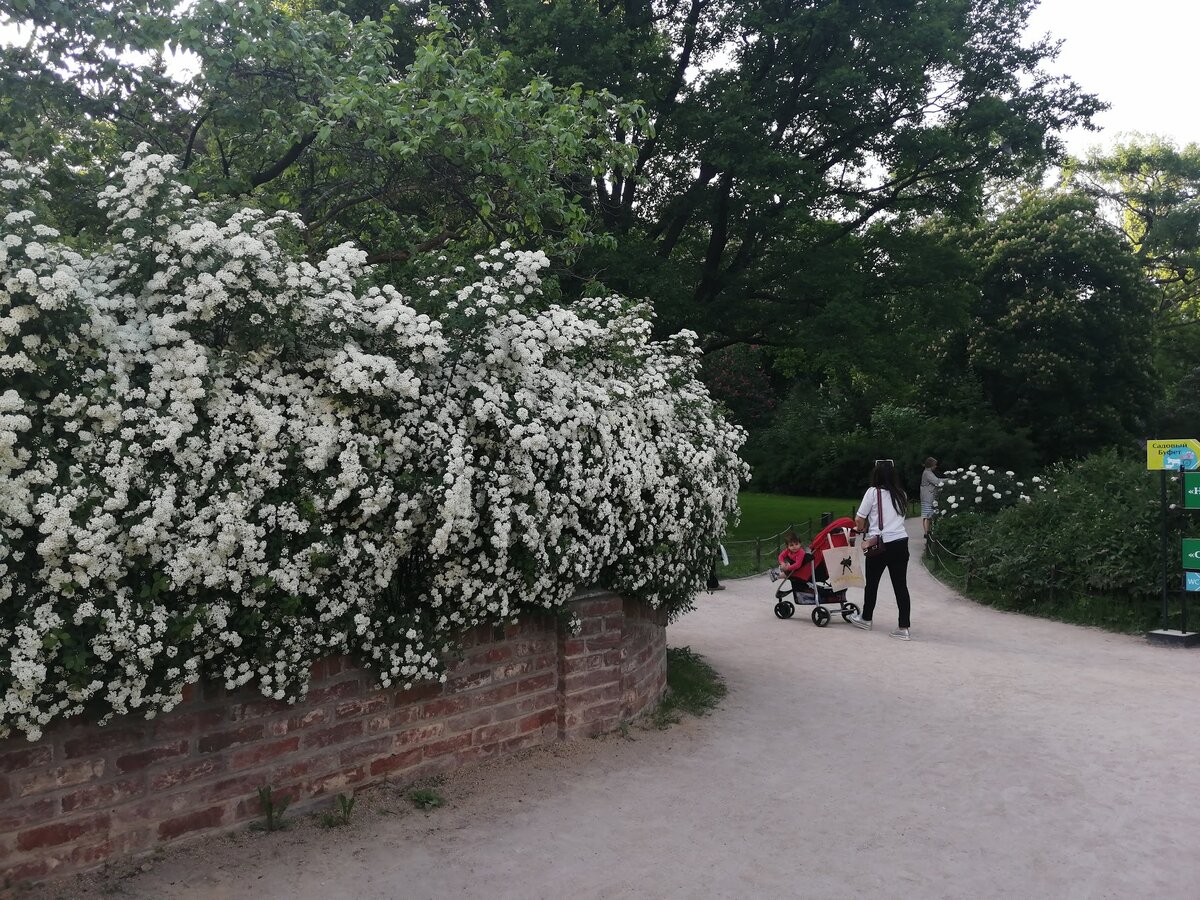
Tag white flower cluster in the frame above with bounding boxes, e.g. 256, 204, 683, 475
936, 464, 1048, 517
0, 148, 747, 740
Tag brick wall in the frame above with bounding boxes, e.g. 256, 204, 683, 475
0, 591, 667, 887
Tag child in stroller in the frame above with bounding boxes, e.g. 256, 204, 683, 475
773, 532, 815, 604
771, 517, 862, 627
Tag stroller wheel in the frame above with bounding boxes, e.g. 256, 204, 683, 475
774, 600, 795, 620
841, 602, 860, 622
811, 606, 831, 627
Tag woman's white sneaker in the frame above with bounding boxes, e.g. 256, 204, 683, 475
848, 613, 871, 630
890, 628, 911, 641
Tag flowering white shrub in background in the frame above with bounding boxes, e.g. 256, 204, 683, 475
935, 465, 1048, 517
0, 147, 747, 740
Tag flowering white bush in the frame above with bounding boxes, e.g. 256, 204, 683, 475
936, 465, 1048, 517
0, 147, 747, 740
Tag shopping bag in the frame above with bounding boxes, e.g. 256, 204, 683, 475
821, 545, 864, 591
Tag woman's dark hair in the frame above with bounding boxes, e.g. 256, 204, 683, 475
924, 456, 937, 469
870, 459, 908, 514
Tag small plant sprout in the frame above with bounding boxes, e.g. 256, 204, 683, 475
408, 787, 446, 810
253, 786, 291, 832
320, 792, 357, 828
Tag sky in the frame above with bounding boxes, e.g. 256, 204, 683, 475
1024, 0, 1200, 156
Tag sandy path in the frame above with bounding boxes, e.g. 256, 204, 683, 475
60, 520, 1200, 899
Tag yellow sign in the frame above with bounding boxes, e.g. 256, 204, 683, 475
1146, 439, 1200, 471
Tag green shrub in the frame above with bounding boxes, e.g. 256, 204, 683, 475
931, 450, 1192, 629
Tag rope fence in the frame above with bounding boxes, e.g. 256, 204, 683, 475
720, 499, 923, 579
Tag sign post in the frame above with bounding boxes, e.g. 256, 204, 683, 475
1184, 473, 1200, 510
1147, 439, 1200, 647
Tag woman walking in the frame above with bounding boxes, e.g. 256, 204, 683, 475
848, 458, 912, 640
920, 456, 943, 540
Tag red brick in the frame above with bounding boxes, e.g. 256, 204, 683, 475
334, 695, 388, 720
228, 736, 300, 771
228, 697, 289, 722
268, 751, 341, 786
394, 723, 445, 747
422, 732, 471, 758
563, 668, 619, 693
517, 671, 556, 694
234, 784, 300, 819
0, 775, 10, 803
17, 758, 104, 796
491, 692, 555, 724
153, 708, 225, 740
338, 737, 392, 767
441, 709, 494, 735
369, 747, 422, 777
149, 758, 220, 791
472, 720, 518, 746
560, 638, 589, 656
63, 727, 145, 759
197, 724, 263, 754
517, 709, 556, 734
393, 683, 441, 707
61, 830, 152, 870
301, 720, 363, 750
17, 813, 110, 851
464, 682, 520, 708
499, 731, 550, 754
112, 792, 194, 829
565, 684, 621, 706
419, 697, 471, 720
453, 744, 500, 765
324, 656, 352, 678
307, 766, 366, 796
0, 744, 52, 774
303, 679, 362, 706
444, 669, 493, 693
480, 646, 513, 664
195, 772, 268, 805
0, 797, 56, 832
493, 660, 538, 681
365, 706, 419, 734
61, 776, 143, 813
158, 805, 225, 841
512, 639, 556, 658
266, 708, 328, 737
115, 739, 188, 773
0, 858, 52, 883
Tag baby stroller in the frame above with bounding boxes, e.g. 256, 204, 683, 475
772, 516, 862, 627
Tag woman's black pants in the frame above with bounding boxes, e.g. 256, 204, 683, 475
862, 538, 910, 628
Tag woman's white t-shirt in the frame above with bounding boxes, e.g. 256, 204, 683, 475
857, 488, 909, 542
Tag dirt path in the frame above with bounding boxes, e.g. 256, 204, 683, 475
58, 520, 1200, 899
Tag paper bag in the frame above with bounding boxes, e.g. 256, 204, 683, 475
821, 544, 864, 591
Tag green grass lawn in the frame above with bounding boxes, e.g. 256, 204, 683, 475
719, 492, 858, 578
727, 492, 858, 542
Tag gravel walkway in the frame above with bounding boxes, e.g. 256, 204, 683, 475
61, 520, 1200, 899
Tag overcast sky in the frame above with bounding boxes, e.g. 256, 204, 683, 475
1025, 0, 1200, 156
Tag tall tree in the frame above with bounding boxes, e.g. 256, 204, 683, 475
0, 0, 640, 263
944, 191, 1158, 460
438, 0, 1104, 349
1065, 137, 1200, 432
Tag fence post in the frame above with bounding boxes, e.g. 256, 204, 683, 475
755, 538, 761, 571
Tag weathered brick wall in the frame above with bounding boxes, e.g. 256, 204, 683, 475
0, 591, 667, 886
